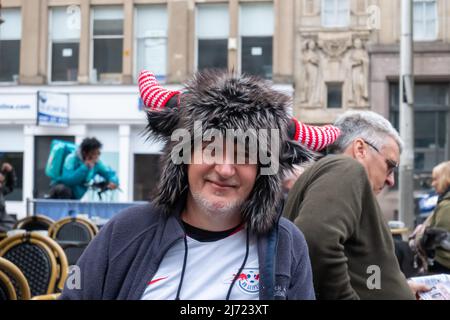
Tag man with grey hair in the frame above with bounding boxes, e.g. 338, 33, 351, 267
283, 110, 428, 299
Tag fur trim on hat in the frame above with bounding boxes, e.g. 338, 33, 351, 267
145, 70, 314, 234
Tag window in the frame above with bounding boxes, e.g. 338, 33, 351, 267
0, 8, 21, 82
327, 83, 342, 108
91, 6, 123, 83
413, 0, 437, 41
133, 154, 161, 201
49, 6, 80, 82
239, 3, 273, 79
321, 0, 349, 28
0, 152, 23, 201
196, 4, 229, 71
135, 5, 167, 82
390, 83, 450, 173
34, 136, 75, 199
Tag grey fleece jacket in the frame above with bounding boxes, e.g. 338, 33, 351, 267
59, 203, 315, 300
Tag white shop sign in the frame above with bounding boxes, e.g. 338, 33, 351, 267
37, 91, 69, 127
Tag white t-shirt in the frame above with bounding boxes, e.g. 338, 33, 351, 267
140, 228, 259, 300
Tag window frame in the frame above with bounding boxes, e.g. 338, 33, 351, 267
48, 7, 81, 84
195, 3, 229, 72
413, 0, 438, 42
389, 82, 450, 174
0, 7, 21, 84
196, 38, 229, 72
239, 36, 273, 79
238, 2, 274, 79
321, 0, 350, 28
326, 82, 343, 109
89, 6, 124, 84
133, 4, 168, 83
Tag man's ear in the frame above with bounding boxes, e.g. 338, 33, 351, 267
352, 138, 367, 161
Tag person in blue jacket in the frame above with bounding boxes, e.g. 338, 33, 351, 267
49, 137, 119, 200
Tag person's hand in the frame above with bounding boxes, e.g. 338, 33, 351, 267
107, 182, 118, 190
1, 163, 13, 172
407, 280, 431, 299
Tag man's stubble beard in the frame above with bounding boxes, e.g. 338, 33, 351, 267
191, 191, 244, 218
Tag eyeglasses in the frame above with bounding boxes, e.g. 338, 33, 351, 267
363, 140, 399, 176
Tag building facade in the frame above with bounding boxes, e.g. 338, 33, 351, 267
1, 0, 449, 220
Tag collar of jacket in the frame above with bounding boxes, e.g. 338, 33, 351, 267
438, 188, 450, 203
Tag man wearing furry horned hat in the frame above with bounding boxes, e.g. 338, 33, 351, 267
60, 70, 340, 300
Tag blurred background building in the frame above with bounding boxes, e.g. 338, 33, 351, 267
0, 0, 449, 220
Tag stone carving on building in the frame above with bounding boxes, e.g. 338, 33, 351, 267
345, 38, 369, 107
296, 31, 370, 112
294, 1, 374, 122
318, 34, 352, 60
299, 39, 323, 106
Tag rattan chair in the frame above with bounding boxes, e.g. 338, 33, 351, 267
14, 215, 55, 232
49, 216, 98, 241
0, 232, 68, 297
35, 233, 69, 293
0, 257, 31, 300
31, 293, 61, 300
48, 217, 99, 265
0, 267, 14, 300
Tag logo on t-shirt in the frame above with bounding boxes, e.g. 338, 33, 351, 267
147, 276, 168, 286
236, 269, 259, 294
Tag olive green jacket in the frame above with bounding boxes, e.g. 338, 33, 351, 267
430, 190, 450, 269
283, 155, 414, 300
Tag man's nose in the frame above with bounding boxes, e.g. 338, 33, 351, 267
385, 172, 395, 188
214, 163, 236, 178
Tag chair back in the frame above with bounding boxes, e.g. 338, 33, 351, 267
0, 232, 68, 297
49, 217, 98, 241
14, 215, 55, 232
0, 257, 31, 300
35, 233, 69, 292
49, 217, 98, 265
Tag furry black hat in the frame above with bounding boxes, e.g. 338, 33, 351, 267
144, 70, 314, 234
